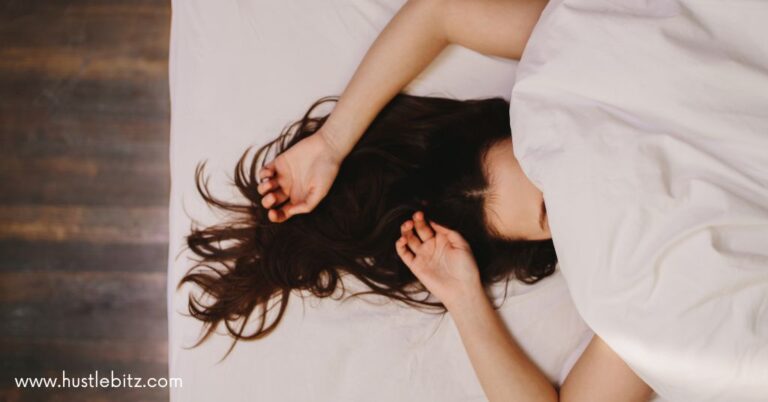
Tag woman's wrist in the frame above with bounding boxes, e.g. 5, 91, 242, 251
444, 282, 489, 315
318, 111, 366, 163
317, 127, 348, 164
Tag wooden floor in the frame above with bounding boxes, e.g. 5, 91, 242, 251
0, 0, 171, 400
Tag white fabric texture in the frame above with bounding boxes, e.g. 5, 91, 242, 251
511, 0, 768, 401
167, 1, 594, 401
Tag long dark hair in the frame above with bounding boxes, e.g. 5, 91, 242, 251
180, 94, 557, 353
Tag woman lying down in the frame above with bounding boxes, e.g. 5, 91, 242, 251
182, 0, 655, 401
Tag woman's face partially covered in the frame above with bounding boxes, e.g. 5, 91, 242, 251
482, 137, 551, 241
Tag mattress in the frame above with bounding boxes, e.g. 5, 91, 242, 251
510, 0, 768, 401
167, 1, 595, 401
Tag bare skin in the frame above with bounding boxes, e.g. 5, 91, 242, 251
484, 137, 551, 241
398, 212, 654, 402
258, 0, 545, 223
257, 0, 654, 400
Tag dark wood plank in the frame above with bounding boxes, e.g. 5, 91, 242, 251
0, 153, 170, 206
0, 206, 168, 244
0, 0, 170, 57
0, 77, 169, 119
0, 240, 168, 273
0, 272, 167, 341
0, 113, 169, 156
0, 272, 165, 304
0, 308, 168, 342
0, 47, 169, 80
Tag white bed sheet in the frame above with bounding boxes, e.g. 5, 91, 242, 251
510, 0, 768, 401
167, 1, 595, 401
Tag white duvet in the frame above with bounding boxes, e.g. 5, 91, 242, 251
510, 0, 768, 401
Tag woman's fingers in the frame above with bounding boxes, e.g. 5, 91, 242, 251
258, 163, 275, 181
401, 221, 423, 253
430, 221, 450, 234
431, 221, 469, 247
261, 189, 289, 209
257, 161, 277, 195
282, 201, 312, 219
257, 179, 278, 195
412, 211, 435, 242
396, 236, 415, 265
268, 208, 286, 223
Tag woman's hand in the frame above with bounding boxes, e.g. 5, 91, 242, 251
257, 131, 343, 223
396, 211, 483, 309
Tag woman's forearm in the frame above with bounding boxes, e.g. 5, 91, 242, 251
320, 0, 449, 158
448, 289, 558, 402
321, 0, 547, 159
449, 288, 655, 402
397, 217, 652, 402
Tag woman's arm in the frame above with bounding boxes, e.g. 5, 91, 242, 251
397, 212, 654, 402
449, 286, 558, 402
321, 0, 548, 157
450, 289, 655, 402
560, 336, 655, 402
258, 0, 547, 222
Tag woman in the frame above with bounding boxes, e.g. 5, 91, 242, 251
188, 0, 655, 401
184, 93, 558, 346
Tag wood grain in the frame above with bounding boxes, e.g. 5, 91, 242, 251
0, 239, 168, 273
0, 155, 169, 206
0, 0, 173, 399
0, 206, 168, 243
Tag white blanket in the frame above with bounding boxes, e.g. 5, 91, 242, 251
510, 0, 768, 401
167, 1, 595, 401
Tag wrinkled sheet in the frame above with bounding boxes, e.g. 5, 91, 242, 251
510, 0, 768, 401
167, 0, 596, 400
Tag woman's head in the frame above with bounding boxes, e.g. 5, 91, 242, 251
482, 136, 551, 241
181, 94, 557, 351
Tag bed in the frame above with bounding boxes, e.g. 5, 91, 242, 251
168, 0, 768, 401
167, 1, 595, 401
